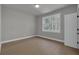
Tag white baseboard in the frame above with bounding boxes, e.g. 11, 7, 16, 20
36, 35, 64, 43
0, 44, 1, 53
1, 35, 64, 44
1, 35, 79, 49
1, 35, 35, 44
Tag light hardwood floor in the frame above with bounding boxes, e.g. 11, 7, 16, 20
1, 37, 79, 55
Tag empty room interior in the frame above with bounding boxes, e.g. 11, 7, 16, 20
0, 4, 79, 55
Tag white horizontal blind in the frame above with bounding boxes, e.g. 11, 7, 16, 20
42, 13, 61, 33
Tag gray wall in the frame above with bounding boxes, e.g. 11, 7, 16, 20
1, 4, 77, 42
2, 6, 36, 42
36, 5, 77, 40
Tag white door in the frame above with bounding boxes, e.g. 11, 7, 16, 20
0, 5, 1, 53
64, 13, 77, 48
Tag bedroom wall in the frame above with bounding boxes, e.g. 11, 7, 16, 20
36, 5, 77, 41
1, 4, 77, 42
1, 5, 36, 42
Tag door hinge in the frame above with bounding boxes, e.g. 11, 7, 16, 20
77, 42, 79, 44
77, 16, 79, 17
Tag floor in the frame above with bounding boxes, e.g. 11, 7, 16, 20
1, 37, 79, 55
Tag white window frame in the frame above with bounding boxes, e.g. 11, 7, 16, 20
42, 13, 61, 33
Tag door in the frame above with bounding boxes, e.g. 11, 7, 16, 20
64, 13, 77, 48
0, 5, 1, 53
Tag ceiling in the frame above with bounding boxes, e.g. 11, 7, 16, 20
3, 4, 70, 15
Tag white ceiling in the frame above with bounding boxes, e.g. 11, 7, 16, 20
3, 4, 70, 15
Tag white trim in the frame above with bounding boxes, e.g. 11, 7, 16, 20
1, 35, 35, 44
1, 35, 79, 49
36, 35, 64, 43
1, 35, 64, 44
78, 4, 79, 8
0, 44, 1, 53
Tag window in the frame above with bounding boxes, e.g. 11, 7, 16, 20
42, 13, 61, 33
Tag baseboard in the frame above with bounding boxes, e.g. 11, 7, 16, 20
1, 35, 36, 44
1, 35, 64, 44
36, 35, 64, 43
0, 44, 1, 53
1, 35, 79, 49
